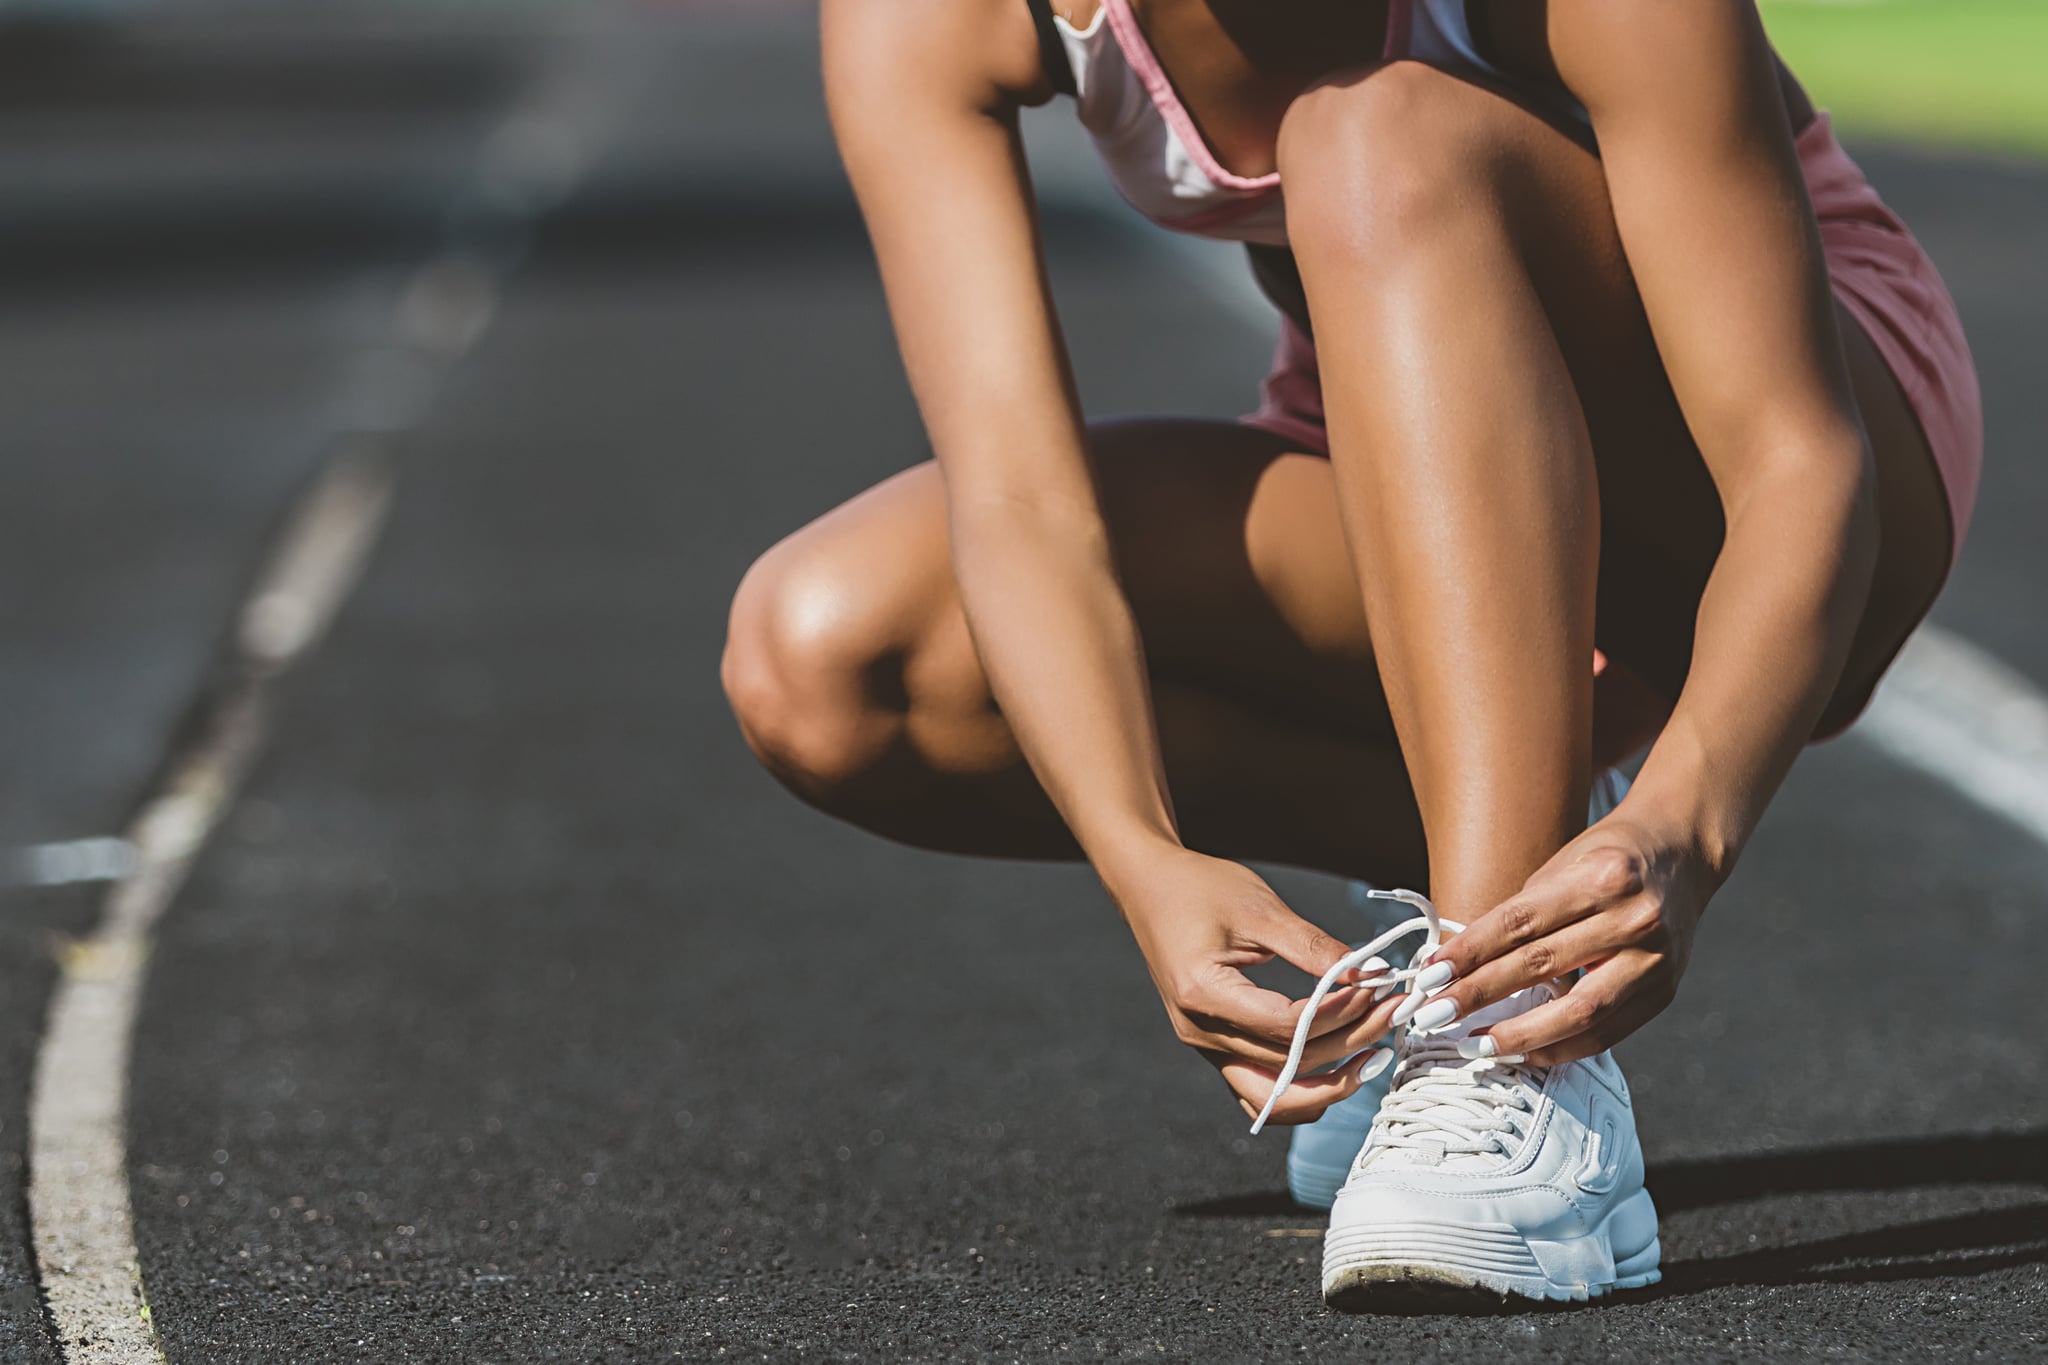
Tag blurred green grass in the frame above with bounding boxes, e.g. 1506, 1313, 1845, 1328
1763, 0, 2048, 156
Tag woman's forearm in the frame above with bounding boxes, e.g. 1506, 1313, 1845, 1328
1540, 3, 1885, 879
822, 0, 1188, 891
1627, 444, 1880, 879
947, 499, 1185, 883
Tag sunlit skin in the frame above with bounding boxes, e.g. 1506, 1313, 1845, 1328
722, 0, 1955, 1125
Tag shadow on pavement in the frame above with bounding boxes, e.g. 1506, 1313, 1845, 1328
1648, 1128, 2048, 1210
1651, 1129, 2048, 1293
1173, 1128, 2048, 1294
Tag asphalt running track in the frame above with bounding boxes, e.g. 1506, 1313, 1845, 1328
5, 6, 2048, 1361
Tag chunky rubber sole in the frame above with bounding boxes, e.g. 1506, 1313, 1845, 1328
1322, 1187, 1661, 1313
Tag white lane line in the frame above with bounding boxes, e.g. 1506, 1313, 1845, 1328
28, 449, 394, 1365
27, 15, 630, 1358
1025, 118, 2048, 856
1856, 624, 2048, 849
238, 442, 397, 668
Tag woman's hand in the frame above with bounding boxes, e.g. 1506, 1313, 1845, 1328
1418, 810, 1718, 1066
1113, 848, 1406, 1125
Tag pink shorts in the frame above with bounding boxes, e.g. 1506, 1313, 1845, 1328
1244, 112, 1984, 562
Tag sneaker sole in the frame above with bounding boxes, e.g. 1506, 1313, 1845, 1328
1323, 1187, 1661, 1312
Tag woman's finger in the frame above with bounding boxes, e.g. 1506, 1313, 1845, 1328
1456, 955, 1663, 1059
1187, 978, 1395, 1070
1258, 910, 1367, 983
1523, 989, 1670, 1068
1292, 989, 1406, 1070
1431, 845, 1645, 979
1302, 980, 1384, 1035
1188, 968, 1381, 1053
1219, 1046, 1394, 1127
1178, 983, 1364, 1069
1424, 908, 1647, 1028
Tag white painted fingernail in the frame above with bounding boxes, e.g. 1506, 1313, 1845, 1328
1457, 1035, 1498, 1060
1358, 1047, 1395, 1082
1410, 998, 1460, 1032
1414, 961, 1456, 992
1390, 991, 1427, 1026
1373, 981, 1399, 1002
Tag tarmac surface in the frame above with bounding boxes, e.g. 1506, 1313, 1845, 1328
6, 5, 2048, 1361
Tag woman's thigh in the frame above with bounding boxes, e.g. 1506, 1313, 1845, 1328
729, 415, 1662, 802
726, 417, 1420, 872
1091, 419, 1388, 735
730, 417, 1385, 753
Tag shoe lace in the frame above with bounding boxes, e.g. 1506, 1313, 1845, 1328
1248, 888, 1460, 1135
1363, 1035, 1546, 1165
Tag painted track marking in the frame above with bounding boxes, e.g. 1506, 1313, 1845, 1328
1857, 624, 2048, 847
24, 12, 629, 1358
28, 450, 392, 1364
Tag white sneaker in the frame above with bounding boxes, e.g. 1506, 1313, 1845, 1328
1286, 767, 1635, 1212
1320, 984, 1661, 1310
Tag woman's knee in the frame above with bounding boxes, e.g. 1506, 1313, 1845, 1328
1278, 63, 1496, 262
721, 531, 905, 801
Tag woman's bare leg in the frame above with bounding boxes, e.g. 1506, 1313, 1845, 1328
1274, 61, 1952, 923
724, 420, 1422, 881
726, 85, 1947, 904
724, 419, 1658, 885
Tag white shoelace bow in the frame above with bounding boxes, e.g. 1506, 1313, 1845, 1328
1250, 888, 1550, 1165
1248, 888, 1464, 1134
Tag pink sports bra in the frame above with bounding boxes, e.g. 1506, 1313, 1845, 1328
1025, 0, 1590, 248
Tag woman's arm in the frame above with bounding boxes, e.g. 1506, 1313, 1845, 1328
822, 0, 1395, 1117
825, 0, 1173, 870
1430, 0, 1880, 1059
